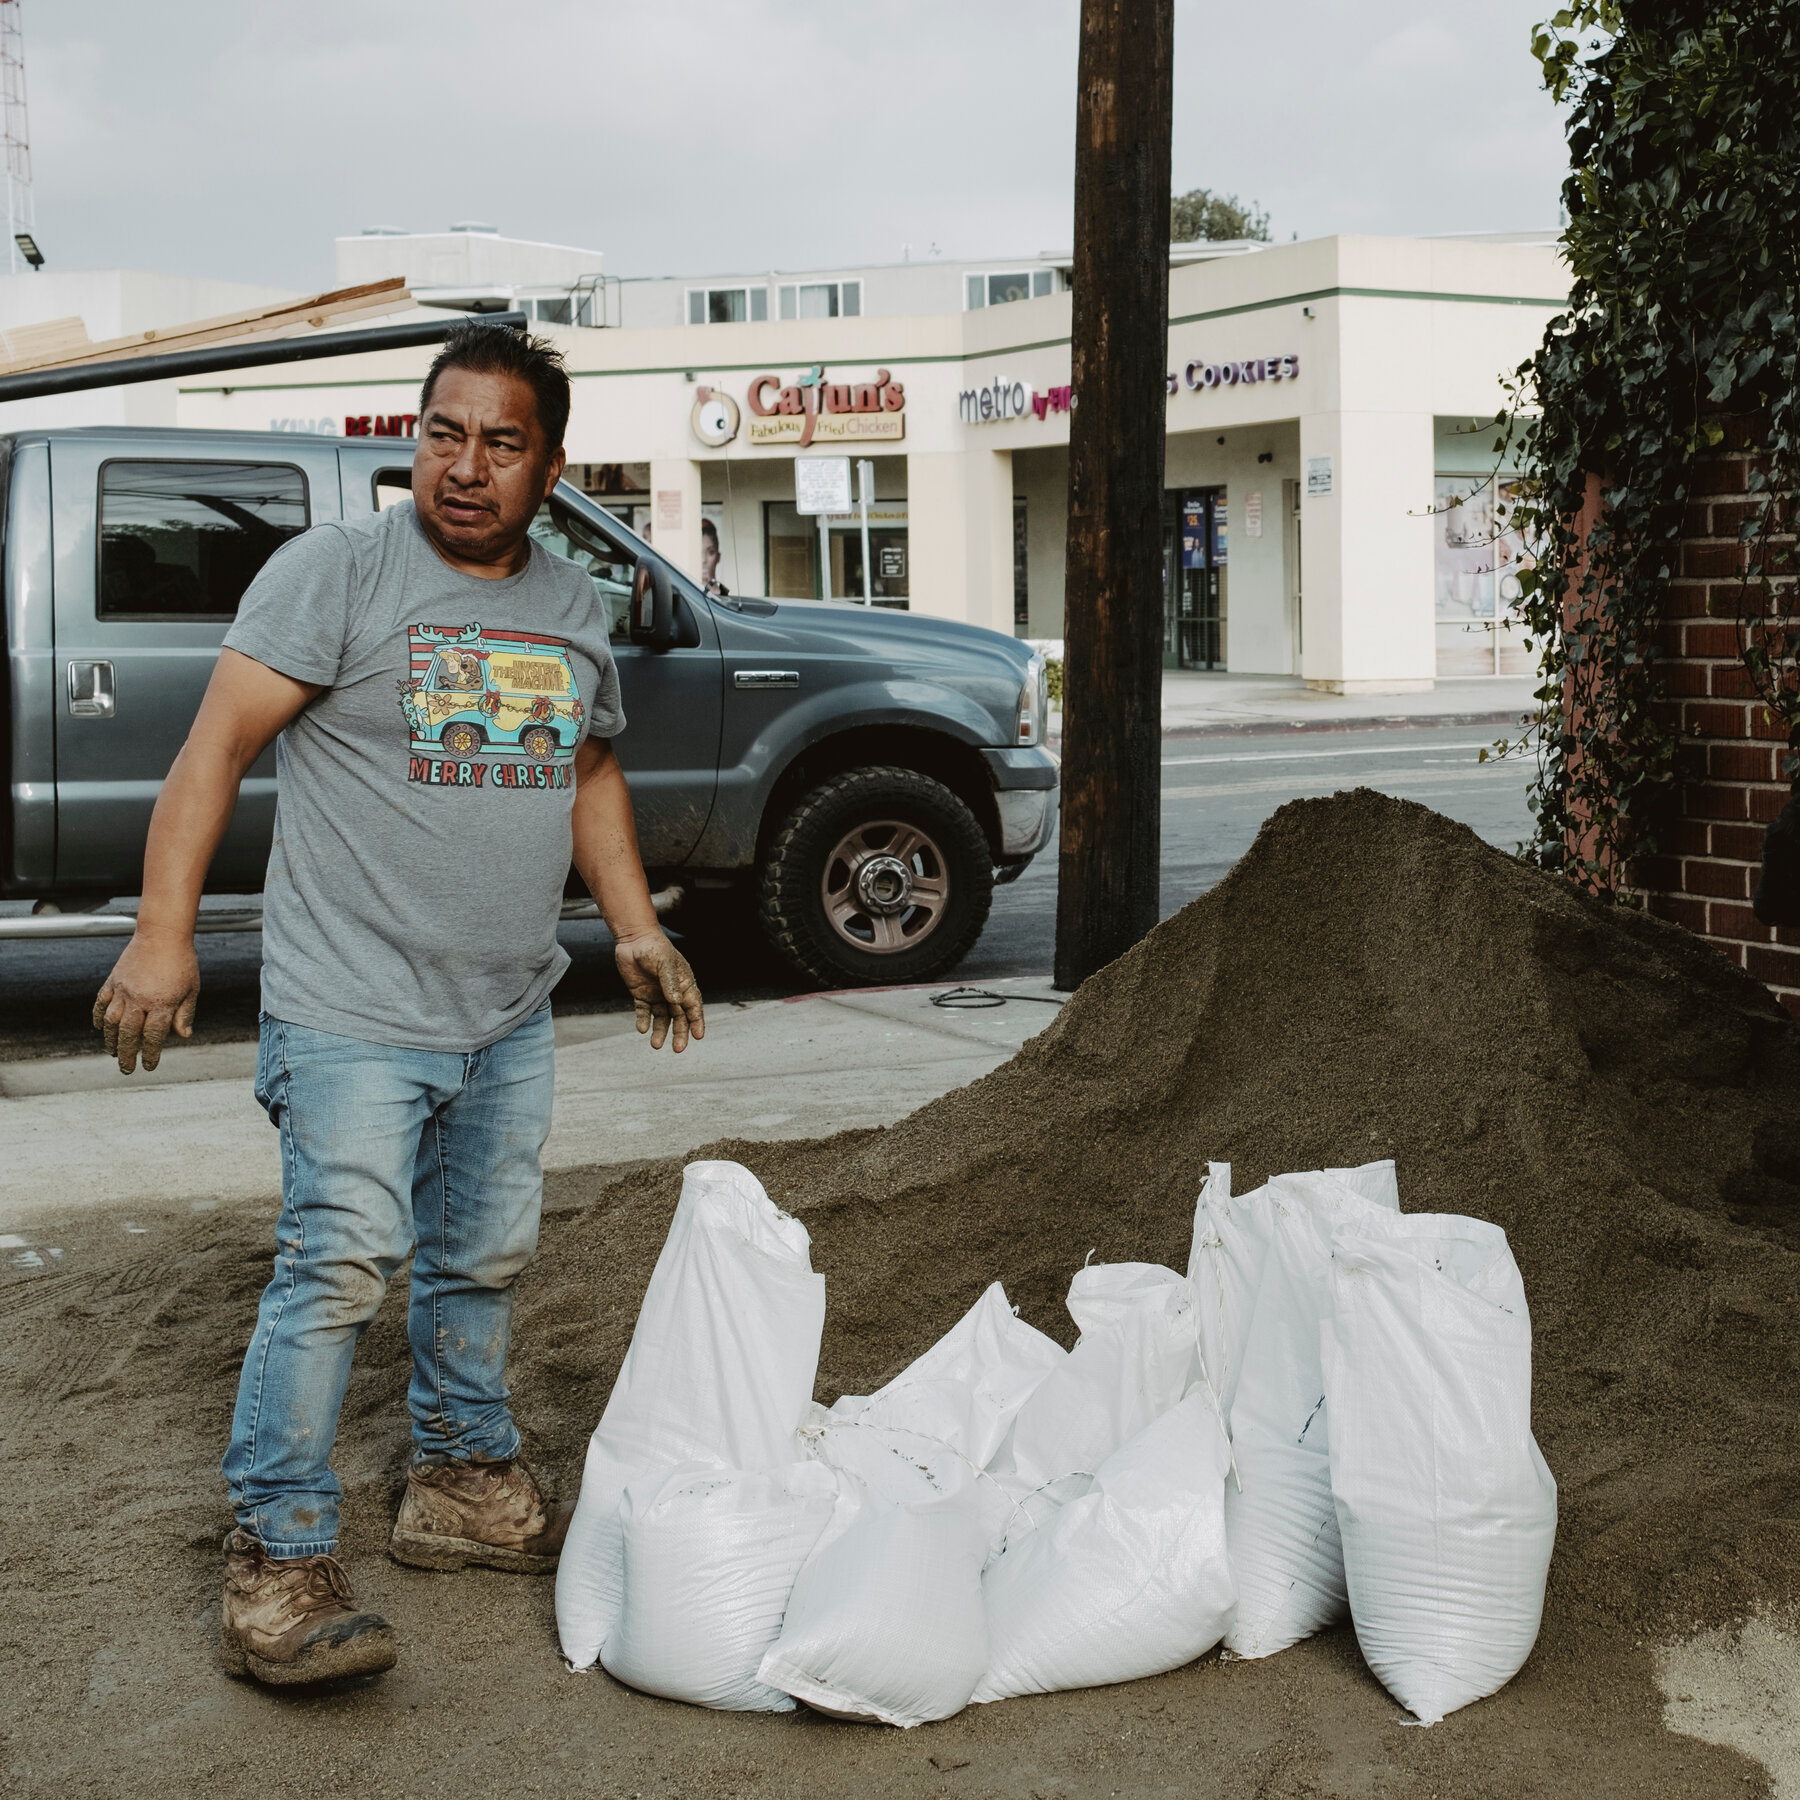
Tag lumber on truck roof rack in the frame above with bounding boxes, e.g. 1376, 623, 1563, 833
0, 308, 529, 404
0, 278, 418, 378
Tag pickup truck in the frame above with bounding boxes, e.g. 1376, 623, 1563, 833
0, 426, 1058, 987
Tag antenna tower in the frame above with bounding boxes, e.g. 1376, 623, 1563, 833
0, 0, 31, 273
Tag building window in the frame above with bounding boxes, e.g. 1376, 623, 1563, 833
776, 279, 861, 321
966, 270, 1058, 310
1433, 474, 1537, 677
686, 286, 769, 325
528, 294, 596, 328
98, 460, 309, 619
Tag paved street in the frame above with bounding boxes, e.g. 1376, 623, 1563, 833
0, 719, 1537, 1061
961, 720, 1537, 982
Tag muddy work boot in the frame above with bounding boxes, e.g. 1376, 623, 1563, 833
219, 1529, 398, 1685
389, 1455, 573, 1574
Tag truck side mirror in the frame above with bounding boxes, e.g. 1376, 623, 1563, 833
630, 558, 675, 649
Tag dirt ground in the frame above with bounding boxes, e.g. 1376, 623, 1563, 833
8, 792, 1796, 1798
0, 1188, 1768, 1800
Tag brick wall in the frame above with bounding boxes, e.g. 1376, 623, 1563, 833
1627, 416, 1800, 1021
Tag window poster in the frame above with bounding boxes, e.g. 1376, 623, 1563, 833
1435, 477, 1496, 621
1181, 495, 1207, 569
1435, 477, 1537, 622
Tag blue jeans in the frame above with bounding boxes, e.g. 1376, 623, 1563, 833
223, 1006, 555, 1558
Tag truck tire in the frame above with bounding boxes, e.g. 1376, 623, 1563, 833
760, 767, 994, 989
441, 721, 483, 758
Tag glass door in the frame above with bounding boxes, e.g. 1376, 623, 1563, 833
1162, 488, 1227, 669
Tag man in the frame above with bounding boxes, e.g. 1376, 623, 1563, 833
93, 320, 703, 1687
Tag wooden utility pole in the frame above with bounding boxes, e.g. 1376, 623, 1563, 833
1054, 0, 1175, 991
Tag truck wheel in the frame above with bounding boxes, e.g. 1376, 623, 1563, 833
522, 725, 557, 761
441, 721, 482, 757
760, 767, 993, 989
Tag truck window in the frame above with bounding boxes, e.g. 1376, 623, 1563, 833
98, 460, 309, 619
375, 470, 636, 641
528, 496, 636, 642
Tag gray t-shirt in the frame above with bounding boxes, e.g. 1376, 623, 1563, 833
224, 500, 624, 1051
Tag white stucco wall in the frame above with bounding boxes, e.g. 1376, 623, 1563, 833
172, 234, 1568, 684
335, 231, 603, 293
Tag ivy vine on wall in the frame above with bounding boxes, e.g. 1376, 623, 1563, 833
1505, 0, 1799, 892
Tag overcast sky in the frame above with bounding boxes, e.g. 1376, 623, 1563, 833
27, 1, 1569, 294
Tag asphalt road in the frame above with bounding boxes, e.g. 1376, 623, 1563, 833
0, 722, 1536, 1061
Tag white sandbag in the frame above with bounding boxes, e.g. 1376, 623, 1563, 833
1222, 1169, 1392, 1659
974, 1389, 1236, 1701
1187, 1160, 1397, 1418
1268, 1163, 1401, 1220
801, 1282, 1063, 1552
758, 1499, 990, 1727
829, 1281, 1065, 1468
556, 1161, 826, 1669
992, 1263, 1196, 1492
1321, 1214, 1556, 1725
1187, 1162, 1272, 1418
799, 1399, 1013, 1548
1325, 1158, 1399, 1212
600, 1460, 838, 1711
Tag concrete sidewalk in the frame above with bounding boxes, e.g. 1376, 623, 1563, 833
1045, 669, 1535, 741
0, 977, 1063, 1238
1158, 670, 1535, 734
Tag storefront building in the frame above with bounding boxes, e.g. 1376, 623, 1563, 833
175, 232, 1565, 690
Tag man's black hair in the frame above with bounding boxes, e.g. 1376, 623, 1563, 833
418, 319, 571, 451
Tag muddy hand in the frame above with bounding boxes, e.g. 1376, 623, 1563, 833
93, 930, 201, 1074
614, 931, 706, 1052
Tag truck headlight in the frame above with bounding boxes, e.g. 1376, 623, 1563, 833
1017, 653, 1048, 745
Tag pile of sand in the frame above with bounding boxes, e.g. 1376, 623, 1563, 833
510, 788, 1800, 1646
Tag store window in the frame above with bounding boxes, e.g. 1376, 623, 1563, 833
1433, 475, 1537, 677
98, 460, 309, 619
966, 270, 1057, 309
686, 286, 770, 325
763, 498, 908, 606
568, 462, 651, 502
776, 279, 862, 321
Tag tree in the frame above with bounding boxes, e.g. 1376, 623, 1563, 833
1170, 187, 1270, 243
1054, 0, 1176, 991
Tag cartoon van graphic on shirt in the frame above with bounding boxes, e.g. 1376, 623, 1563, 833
398, 623, 585, 769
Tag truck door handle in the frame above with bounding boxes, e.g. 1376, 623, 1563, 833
67, 660, 116, 718
734, 669, 800, 689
